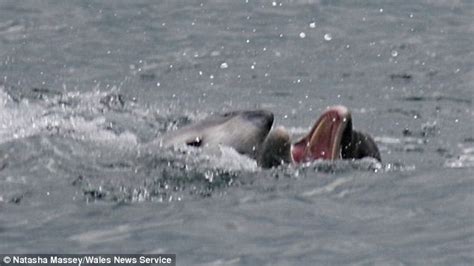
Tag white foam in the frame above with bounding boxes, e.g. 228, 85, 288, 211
207, 146, 259, 171
302, 177, 353, 197
0, 86, 138, 148
1, 87, 45, 142
445, 145, 474, 168
177, 145, 259, 172
374, 136, 402, 145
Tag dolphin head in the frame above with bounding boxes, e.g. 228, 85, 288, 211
163, 110, 274, 159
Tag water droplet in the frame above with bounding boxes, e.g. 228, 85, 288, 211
324, 33, 332, 41
379, 8, 384, 13
299, 32, 306, 38
391, 50, 398, 57
156, 82, 161, 87
220, 62, 228, 69
272, 1, 277, 6
409, 13, 414, 18
294, 170, 299, 177
309, 22, 316, 28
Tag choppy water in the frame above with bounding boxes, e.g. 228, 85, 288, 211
1, 0, 473, 265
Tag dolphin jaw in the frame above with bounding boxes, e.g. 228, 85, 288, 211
291, 105, 350, 163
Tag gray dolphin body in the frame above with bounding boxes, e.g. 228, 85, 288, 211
163, 106, 381, 168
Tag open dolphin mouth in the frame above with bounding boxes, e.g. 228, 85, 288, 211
292, 105, 350, 163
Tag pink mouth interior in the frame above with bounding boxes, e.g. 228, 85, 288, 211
292, 106, 348, 163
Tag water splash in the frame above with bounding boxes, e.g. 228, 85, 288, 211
445, 146, 474, 168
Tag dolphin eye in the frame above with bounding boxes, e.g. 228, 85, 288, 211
186, 137, 203, 147
221, 111, 237, 118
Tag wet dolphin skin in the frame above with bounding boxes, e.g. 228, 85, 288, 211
163, 106, 381, 168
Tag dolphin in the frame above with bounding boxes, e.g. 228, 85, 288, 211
162, 106, 381, 168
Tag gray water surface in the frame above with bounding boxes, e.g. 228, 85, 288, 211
1, 1, 473, 265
